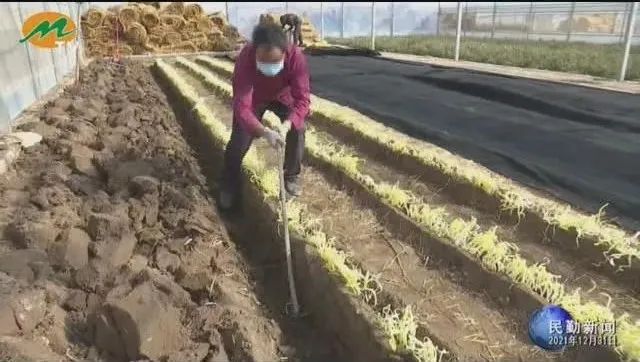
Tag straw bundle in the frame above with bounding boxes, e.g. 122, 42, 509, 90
86, 39, 100, 51
81, 22, 96, 39
103, 13, 118, 28
85, 8, 106, 27
196, 18, 214, 33
160, 14, 186, 31
140, 5, 160, 29
152, 25, 171, 37
191, 32, 207, 43
95, 26, 113, 39
119, 44, 134, 55
194, 40, 208, 51
130, 44, 149, 55
207, 29, 224, 39
125, 22, 148, 45
148, 34, 163, 46
223, 25, 240, 39
184, 20, 198, 33
182, 31, 207, 44
209, 15, 226, 30
163, 32, 182, 45
118, 6, 139, 27
82, 2, 247, 57
183, 3, 204, 20
163, 2, 184, 16
143, 42, 158, 52
105, 43, 117, 55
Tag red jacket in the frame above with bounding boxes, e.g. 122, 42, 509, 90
232, 43, 311, 136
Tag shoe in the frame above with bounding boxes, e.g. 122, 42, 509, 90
218, 189, 235, 210
284, 178, 301, 197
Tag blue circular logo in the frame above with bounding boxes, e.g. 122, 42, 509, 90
528, 305, 574, 351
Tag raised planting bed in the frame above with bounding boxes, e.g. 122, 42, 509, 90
176, 56, 640, 362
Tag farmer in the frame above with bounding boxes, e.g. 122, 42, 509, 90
280, 13, 304, 46
218, 23, 311, 211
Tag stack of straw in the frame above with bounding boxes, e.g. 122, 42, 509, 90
81, 2, 245, 57
300, 16, 327, 46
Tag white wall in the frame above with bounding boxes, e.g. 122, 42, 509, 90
0, 2, 88, 133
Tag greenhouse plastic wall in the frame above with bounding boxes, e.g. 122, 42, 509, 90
0, 2, 89, 134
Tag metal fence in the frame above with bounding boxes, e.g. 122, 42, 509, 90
0, 2, 90, 133
437, 2, 638, 44
432, 2, 639, 81
225, 2, 639, 81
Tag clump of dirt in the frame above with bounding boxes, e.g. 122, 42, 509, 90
0, 59, 284, 361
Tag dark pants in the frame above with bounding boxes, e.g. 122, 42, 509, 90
221, 101, 305, 196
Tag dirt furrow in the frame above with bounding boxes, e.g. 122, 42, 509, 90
159, 63, 367, 362
171, 64, 574, 361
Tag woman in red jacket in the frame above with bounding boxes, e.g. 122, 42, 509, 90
219, 23, 311, 211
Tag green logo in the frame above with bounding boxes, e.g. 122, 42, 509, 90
20, 11, 77, 49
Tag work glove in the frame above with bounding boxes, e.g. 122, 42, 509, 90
277, 120, 292, 138
263, 127, 284, 149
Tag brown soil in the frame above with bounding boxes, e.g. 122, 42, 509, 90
0, 59, 341, 362
171, 63, 608, 361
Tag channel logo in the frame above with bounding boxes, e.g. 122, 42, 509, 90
19, 11, 76, 49
529, 305, 617, 351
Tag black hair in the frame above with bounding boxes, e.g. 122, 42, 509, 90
252, 23, 287, 51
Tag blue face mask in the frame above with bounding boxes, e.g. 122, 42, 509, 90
257, 60, 284, 77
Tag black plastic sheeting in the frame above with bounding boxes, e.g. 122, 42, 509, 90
307, 55, 640, 230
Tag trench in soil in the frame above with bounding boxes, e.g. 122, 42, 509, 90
195, 56, 640, 298
168, 61, 595, 362
153, 64, 395, 362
